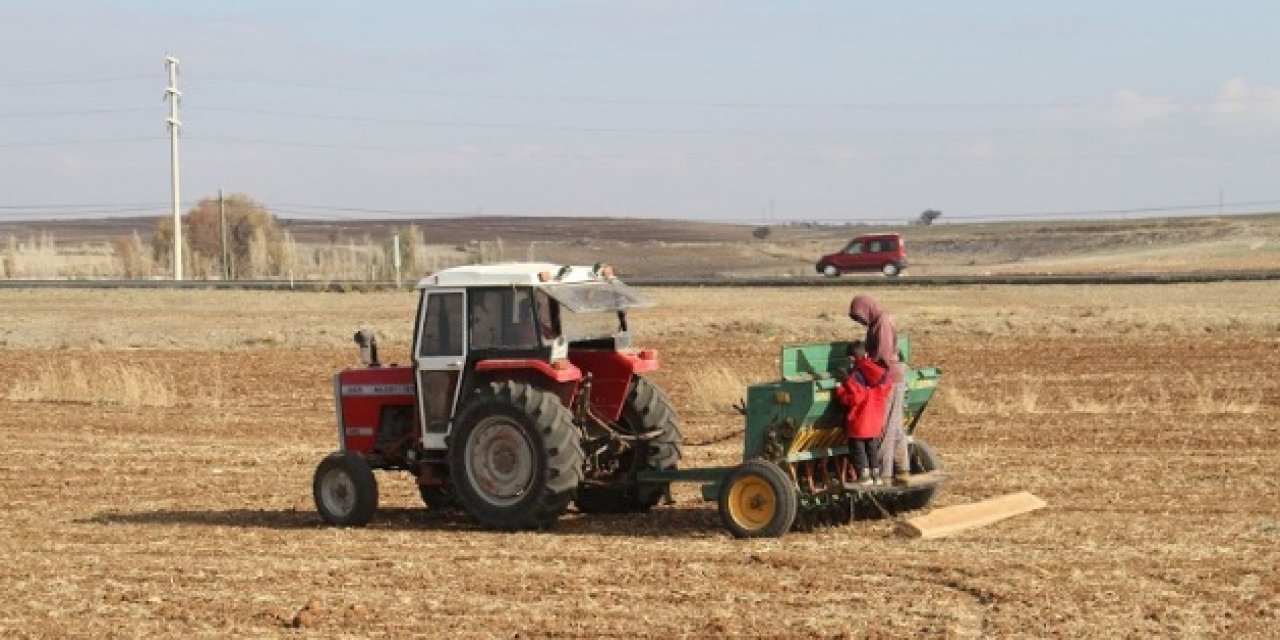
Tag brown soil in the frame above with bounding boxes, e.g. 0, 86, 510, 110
0, 284, 1277, 637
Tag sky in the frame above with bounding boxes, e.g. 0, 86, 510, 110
1, 1, 1278, 223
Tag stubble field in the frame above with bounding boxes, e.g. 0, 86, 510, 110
0, 283, 1277, 638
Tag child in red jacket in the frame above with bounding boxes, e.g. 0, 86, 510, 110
834, 341, 892, 486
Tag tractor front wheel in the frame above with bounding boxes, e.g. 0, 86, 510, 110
717, 460, 798, 538
313, 451, 379, 526
448, 381, 584, 530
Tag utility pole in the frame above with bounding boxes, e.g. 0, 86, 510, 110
392, 233, 403, 288
165, 55, 183, 280
219, 188, 229, 280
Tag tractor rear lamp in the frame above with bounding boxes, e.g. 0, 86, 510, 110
638, 349, 656, 360
552, 359, 570, 370
774, 391, 791, 405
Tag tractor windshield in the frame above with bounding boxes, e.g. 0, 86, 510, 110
543, 280, 651, 313
544, 280, 650, 341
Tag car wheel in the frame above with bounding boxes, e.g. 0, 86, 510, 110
822, 264, 839, 277
881, 263, 900, 277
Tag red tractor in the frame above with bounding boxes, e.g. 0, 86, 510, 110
312, 263, 683, 530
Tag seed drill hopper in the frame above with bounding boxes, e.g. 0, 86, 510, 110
639, 337, 946, 537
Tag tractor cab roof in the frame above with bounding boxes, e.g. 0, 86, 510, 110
417, 262, 651, 312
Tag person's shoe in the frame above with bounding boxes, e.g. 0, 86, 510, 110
876, 476, 890, 486
893, 472, 911, 486
856, 475, 874, 486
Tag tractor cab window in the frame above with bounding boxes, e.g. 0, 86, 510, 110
468, 288, 543, 350
843, 241, 863, 255
419, 292, 463, 357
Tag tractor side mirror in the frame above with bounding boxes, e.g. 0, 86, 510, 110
353, 329, 380, 367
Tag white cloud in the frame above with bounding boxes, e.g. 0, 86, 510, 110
1048, 88, 1178, 130
1102, 89, 1179, 128
1207, 77, 1280, 126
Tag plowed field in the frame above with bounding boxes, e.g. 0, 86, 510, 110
1, 284, 1277, 638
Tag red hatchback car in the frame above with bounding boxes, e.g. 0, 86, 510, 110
815, 233, 907, 277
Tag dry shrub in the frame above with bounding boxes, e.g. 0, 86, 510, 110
681, 363, 751, 413
1184, 373, 1262, 414
112, 232, 156, 278
1, 232, 61, 278
1062, 375, 1259, 415
6, 359, 176, 407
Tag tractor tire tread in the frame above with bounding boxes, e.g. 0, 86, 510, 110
450, 381, 584, 530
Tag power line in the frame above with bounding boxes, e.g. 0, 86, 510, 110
0, 107, 154, 119
0, 207, 166, 219
178, 133, 1280, 163
0, 203, 166, 210
267, 198, 1280, 223
0, 136, 166, 149
197, 75, 1280, 113
185, 105, 1273, 138
0, 74, 154, 88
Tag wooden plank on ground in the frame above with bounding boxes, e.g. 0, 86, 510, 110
899, 471, 951, 487
899, 491, 1046, 539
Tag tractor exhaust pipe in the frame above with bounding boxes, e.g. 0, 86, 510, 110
353, 329, 380, 367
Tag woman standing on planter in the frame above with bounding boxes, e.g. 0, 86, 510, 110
848, 294, 910, 485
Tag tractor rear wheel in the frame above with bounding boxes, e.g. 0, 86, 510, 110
575, 376, 683, 514
891, 439, 942, 513
718, 460, 798, 538
448, 381, 584, 530
313, 451, 379, 526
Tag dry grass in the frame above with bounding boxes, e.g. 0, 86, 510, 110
942, 384, 1042, 415
948, 374, 1262, 416
6, 358, 176, 407
678, 363, 752, 413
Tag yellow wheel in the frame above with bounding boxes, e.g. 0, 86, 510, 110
717, 460, 798, 538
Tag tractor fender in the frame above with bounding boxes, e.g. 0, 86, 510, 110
473, 359, 583, 383
472, 359, 582, 408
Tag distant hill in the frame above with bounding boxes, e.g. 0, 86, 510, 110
2, 212, 1277, 277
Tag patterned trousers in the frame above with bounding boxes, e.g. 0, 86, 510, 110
877, 381, 910, 478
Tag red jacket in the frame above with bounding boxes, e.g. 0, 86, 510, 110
834, 357, 891, 439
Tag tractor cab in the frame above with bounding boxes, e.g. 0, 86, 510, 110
411, 263, 653, 449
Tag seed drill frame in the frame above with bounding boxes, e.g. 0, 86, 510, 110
640, 338, 945, 537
